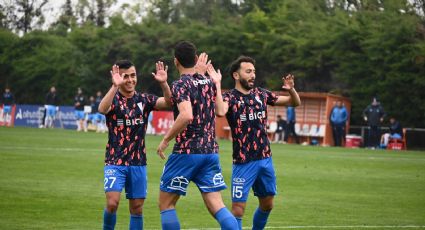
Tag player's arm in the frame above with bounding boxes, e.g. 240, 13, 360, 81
275, 74, 301, 107
98, 64, 123, 114
207, 64, 229, 116
152, 61, 172, 110
157, 101, 193, 159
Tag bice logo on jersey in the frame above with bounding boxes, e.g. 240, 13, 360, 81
192, 79, 211, 86
240, 110, 266, 121
117, 118, 144, 126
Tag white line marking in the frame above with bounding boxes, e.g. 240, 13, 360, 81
145, 226, 425, 230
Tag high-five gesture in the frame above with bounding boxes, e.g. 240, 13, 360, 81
195, 52, 211, 75
110, 64, 124, 87
207, 64, 222, 85
152, 61, 168, 83
282, 74, 295, 90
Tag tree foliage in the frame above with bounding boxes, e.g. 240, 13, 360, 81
0, 0, 424, 127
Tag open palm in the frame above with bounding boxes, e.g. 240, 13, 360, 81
282, 74, 295, 90
110, 64, 124, 86
152, 61, 168, 83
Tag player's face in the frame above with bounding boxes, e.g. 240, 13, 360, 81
236, 62, 256, 90
119, 66, 137, 93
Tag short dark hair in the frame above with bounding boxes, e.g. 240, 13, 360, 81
174, 41, 197, 68
229, 56, 256, 78
115, 60, 134, 69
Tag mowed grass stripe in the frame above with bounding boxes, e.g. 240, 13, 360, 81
0, 127, 424, 229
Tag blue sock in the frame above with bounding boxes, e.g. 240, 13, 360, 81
129, 214, 143, 230
103, 209, 116, 230
252, 208, 271, 230
236, 217, 242, 230
160, 209, 180, 230
215, 207, 238, 230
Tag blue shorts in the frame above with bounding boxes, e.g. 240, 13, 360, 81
75, 110, 85, 120
231, 157, 277, 202
104, 165, 147, 199
3, 105, 11, 114
46, 105, 57, 117
160, 153, 227, 195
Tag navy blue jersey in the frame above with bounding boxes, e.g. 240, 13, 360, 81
46, 92, 59, 106
2, 92, 14, 105
223, 88, 278, 164
74, 94, 86, 111
171, 73, 218, 154
104, 91, 158, 166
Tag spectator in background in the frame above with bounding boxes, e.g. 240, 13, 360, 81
74, 87, 87, 132
94, 91, 107, 133
44, 86, 59, 128
275, 115, 286, 143
330, 100, 348, 147
1, 87, 14, 126
363, 97, 386, 149
87, 96, 97, 131
284, 106, 300, 144
380, 117, 403, 149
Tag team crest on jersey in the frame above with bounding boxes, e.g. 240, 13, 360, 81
137, 102, 144, 114
255, 96, 263, 106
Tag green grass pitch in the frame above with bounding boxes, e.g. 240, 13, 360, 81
0, 127, 424, 229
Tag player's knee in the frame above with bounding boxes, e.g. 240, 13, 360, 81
129, 204, 143, 215
106, 199, 120, 213
231, 204, 245, 217
259, 202, 274, 211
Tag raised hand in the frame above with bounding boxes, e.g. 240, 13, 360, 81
152, 61, 168, 83
282, 74, 295, 90
207, 64, 222, 85
110, 64, 124, 87
195, 52, 211, 75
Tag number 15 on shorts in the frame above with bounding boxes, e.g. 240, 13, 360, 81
232, 186, 243, 199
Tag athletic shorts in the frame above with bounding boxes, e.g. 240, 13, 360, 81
46, 105, 57, 117
104, 165, 147, 199
2, 105, 11, 114
96, 113, 106, 122
231, 157, 277, 202
160, 153, 227, 196
74, 110, 85, 120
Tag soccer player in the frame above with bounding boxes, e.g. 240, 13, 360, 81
98, 60, 172, 230
211, 56, 301, 230
44, 86, 59, 128
156, 41, 237, 230
1, 87, 14, 126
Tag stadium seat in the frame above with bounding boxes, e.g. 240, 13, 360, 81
295, 123, 301, 135
309, 124, 318, 137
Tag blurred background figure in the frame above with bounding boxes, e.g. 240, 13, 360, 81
380, 117, 403, 149
330, 100, 348, 147
95, 91, 107, 133
74, 87, 87, 132
284, 106, 300, 144
1, 87, 14, 126
44, 86, 59, 128
363, 97, 386, 149
275, 115, 286, 143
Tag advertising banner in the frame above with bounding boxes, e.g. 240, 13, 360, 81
14, 105, 77, 129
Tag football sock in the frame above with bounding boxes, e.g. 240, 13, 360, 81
252, 208, 270, 230
129, 214, 143, 230
215, 207, 238, 230
161, 209, 180, 230
236, 217, 243, 230
103, 209, 116, 230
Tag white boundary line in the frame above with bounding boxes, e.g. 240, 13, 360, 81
144, 226, 425, 230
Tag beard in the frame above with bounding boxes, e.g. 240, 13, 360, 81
240, 78, 254, 91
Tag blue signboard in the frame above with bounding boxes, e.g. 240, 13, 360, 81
14, 105, 77, 129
